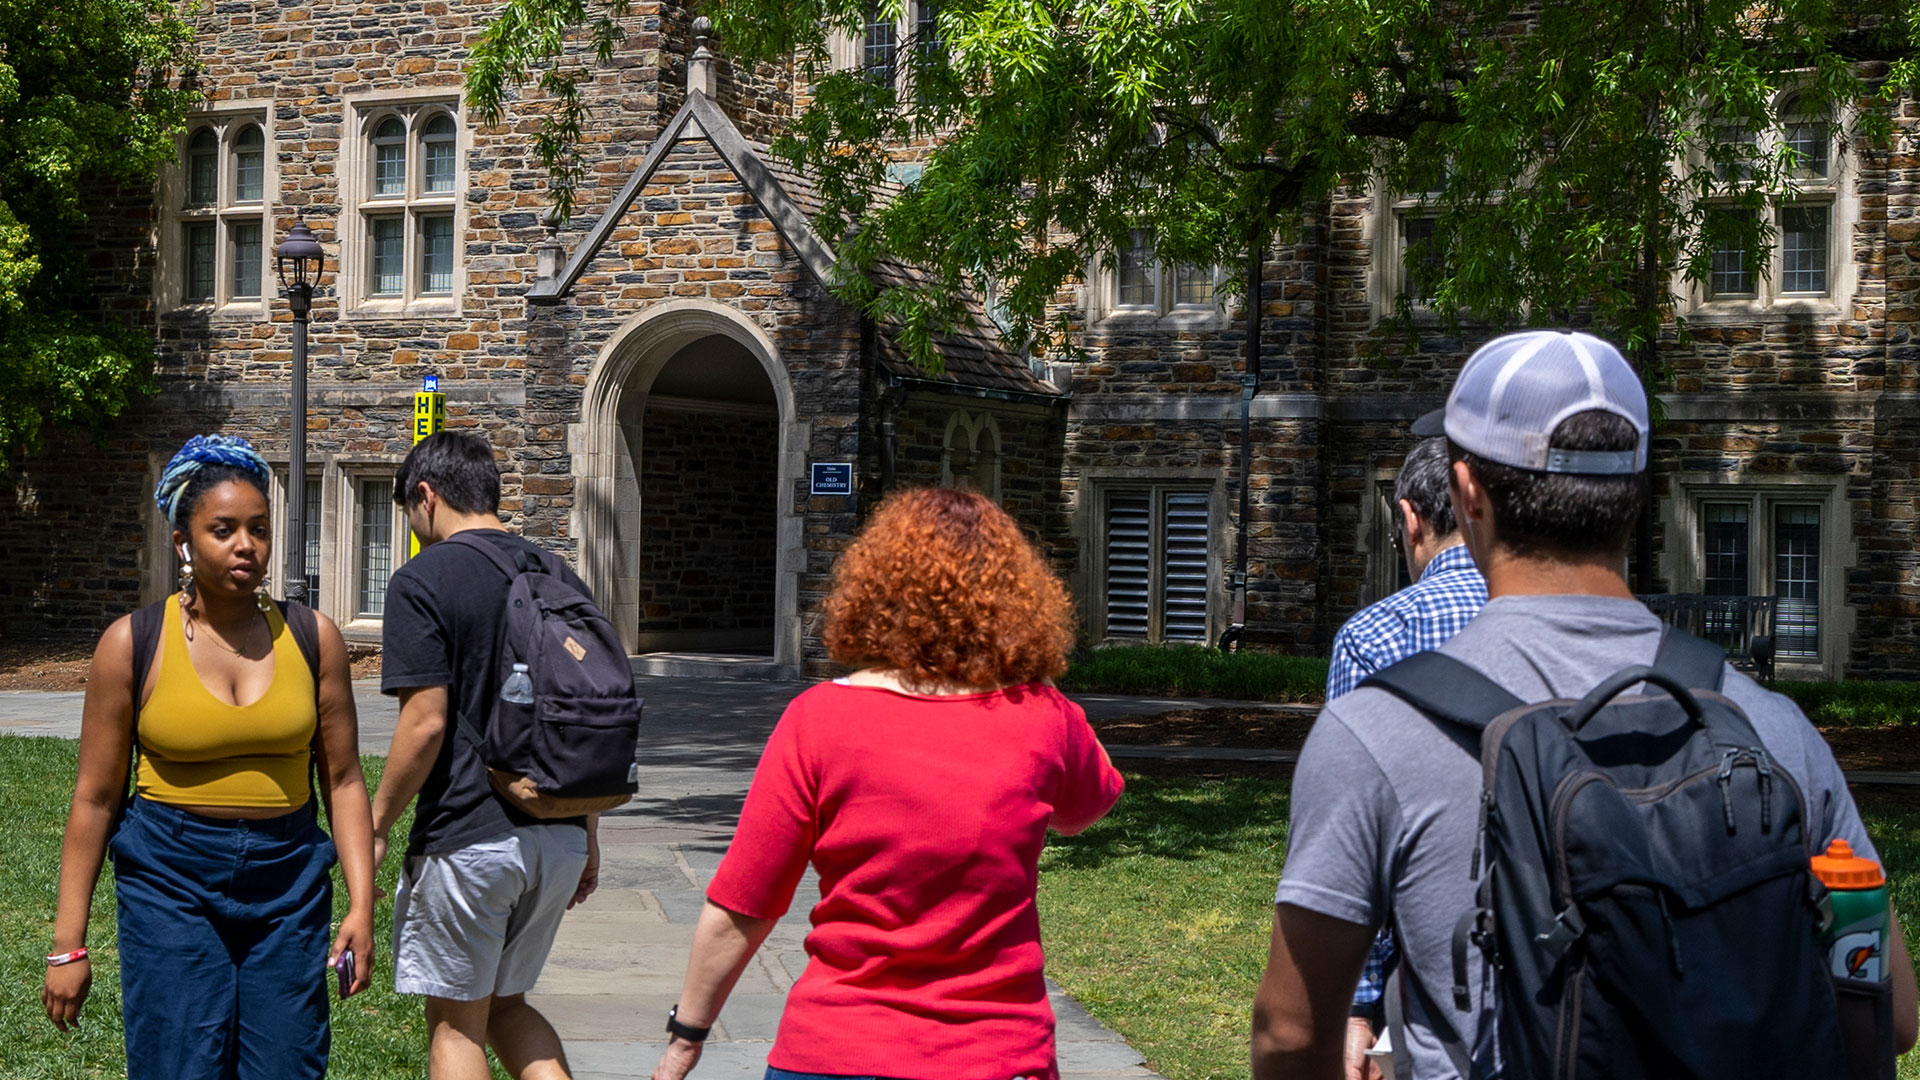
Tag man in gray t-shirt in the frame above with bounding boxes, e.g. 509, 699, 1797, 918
1251, 331, 1917, 1080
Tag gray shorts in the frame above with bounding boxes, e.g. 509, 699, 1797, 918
391, 824, 589, 1001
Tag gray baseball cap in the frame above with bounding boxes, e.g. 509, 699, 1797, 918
1410, 330, 1649, 475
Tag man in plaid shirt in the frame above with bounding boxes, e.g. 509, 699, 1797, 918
1325, 437, 1487, 1079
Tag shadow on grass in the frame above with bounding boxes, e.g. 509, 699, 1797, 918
1045, 767, 1291, 872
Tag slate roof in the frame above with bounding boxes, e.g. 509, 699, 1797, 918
533, 91, 1059, 400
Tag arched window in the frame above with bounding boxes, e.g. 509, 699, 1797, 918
173, 117, 270, 307
421, 113, 457, 194
371, 116, 407, 197
351, 103, 463, 306
231, 124, 265, 203
941, 409, 1002, 501
1697, 93, 1846, 307
186, 128, 217, 207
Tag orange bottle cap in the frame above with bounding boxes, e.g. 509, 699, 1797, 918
1812, 839, 1886, 889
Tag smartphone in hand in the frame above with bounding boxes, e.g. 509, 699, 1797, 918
334, 951, 355, 1000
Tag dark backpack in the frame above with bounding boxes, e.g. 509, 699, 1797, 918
444, 532, 642, 818
1362, 628, 1846, 1080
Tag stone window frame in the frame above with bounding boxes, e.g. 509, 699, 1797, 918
339, 93, 469, 319
259, 456, 409, 638
346, 470, 404, 625
267, 465, 327, 614
1366, 178, 1453, 321
1681, 91, 1858, 319
1083, 228, 1228, 328
155, 104, 274, 319
940, 408, 1002, 500
1658, 472, 1854, 678
827, 0, 944, 104
1080, 472, 1224, 646
1358, 468, 1416, 606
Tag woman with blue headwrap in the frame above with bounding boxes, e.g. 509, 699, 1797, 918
41, 434, 377, 1080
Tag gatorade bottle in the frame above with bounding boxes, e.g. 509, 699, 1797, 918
1812, 838, 1895, 1080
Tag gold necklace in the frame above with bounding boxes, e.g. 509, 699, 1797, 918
181, 595, 266, 657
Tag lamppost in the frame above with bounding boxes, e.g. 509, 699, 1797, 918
275, 219, 325, 606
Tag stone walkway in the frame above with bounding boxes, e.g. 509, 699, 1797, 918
0, 677, 1191, 1080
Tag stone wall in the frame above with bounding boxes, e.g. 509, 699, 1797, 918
634, 405, 778, 650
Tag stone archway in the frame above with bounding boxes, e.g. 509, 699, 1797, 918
572, 300, 804, 672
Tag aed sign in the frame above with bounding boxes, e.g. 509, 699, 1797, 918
413, 389, 446, 444
409, 382, 447, 557
810, 462, 854, 496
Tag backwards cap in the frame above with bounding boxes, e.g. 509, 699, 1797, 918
1411, 330, 1649, 475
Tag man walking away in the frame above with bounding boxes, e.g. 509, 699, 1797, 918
371, 431, 600, 1080
1253, 330, 1917, 1080
1326, 436, 1487, 1078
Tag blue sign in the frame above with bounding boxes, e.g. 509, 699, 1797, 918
811, 462, 854, 496
423, 374, 439, 392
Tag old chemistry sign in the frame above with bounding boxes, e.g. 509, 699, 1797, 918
810, 462, 853, 496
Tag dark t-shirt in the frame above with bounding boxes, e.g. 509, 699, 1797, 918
381, 528, 587, 856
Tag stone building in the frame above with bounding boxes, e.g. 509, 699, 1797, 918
1, 0, 1916, 680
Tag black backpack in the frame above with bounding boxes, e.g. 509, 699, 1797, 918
1362, 628, 1847, 1080
444, 532, 642, 818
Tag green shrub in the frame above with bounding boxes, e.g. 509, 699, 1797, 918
1779, 679, 1920, 728
1060, 645, 1328, 703
1062, 646, 1920, 724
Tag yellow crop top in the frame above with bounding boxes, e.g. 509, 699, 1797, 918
135, 598, 317, 808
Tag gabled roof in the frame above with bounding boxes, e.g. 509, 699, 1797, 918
530, 91, 1059, 400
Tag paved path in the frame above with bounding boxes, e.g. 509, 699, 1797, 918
0, 679, 1168, 1080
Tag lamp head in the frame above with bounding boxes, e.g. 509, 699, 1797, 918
275, 219, 325, 293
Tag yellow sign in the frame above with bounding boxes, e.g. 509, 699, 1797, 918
409, 387, 446, 555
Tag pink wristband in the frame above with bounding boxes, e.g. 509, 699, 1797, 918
46, 948, 88, 967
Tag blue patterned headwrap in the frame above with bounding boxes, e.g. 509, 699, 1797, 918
154, 435, 273, 527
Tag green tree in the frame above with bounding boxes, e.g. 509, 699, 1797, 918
0, 0, 196, 470
471, 0, 1909, 372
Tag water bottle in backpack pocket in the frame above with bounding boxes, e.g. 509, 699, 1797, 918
448, 532, 644, 818
1366, 628, 1850, 1080
1815, 839, 1897, 1080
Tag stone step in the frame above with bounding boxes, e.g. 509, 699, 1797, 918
630, 653, 799, 681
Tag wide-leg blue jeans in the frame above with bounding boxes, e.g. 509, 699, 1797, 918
110, 796, 336, 1080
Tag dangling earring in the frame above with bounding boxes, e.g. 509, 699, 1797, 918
255, 570, 273, 612
178, 550, 196, 638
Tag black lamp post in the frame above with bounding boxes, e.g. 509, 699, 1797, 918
275, 219, 325, 605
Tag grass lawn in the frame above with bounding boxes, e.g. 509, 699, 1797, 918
0, 735, 498, 1079
1039, 766, 1920, 1080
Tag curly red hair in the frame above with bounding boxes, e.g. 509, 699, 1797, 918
823, 487, 1076, 688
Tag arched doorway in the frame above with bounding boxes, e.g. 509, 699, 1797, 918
628, 337, 777, 655
572, 301, 803, 674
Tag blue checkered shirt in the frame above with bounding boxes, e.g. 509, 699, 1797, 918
1325, 544, 1488, 1009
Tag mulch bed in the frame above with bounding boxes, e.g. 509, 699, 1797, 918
1091, 706, 1920, 774
0, 641, 92, 691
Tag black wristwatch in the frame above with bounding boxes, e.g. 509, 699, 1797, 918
666, 1005, 712, 1043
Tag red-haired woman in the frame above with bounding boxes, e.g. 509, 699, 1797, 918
651, 487, 1123, 1080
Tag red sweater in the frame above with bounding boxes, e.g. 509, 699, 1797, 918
706, 681, 1125, 1080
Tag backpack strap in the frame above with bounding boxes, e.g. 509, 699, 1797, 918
443, 529, 545, 579
1385, 918, 1482, 1080
1358, 651, 1526, 731
273, 599, 322, 683
438, 531, 523, 753
1650, 625, 1726, 693
128, 599, 168, 727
